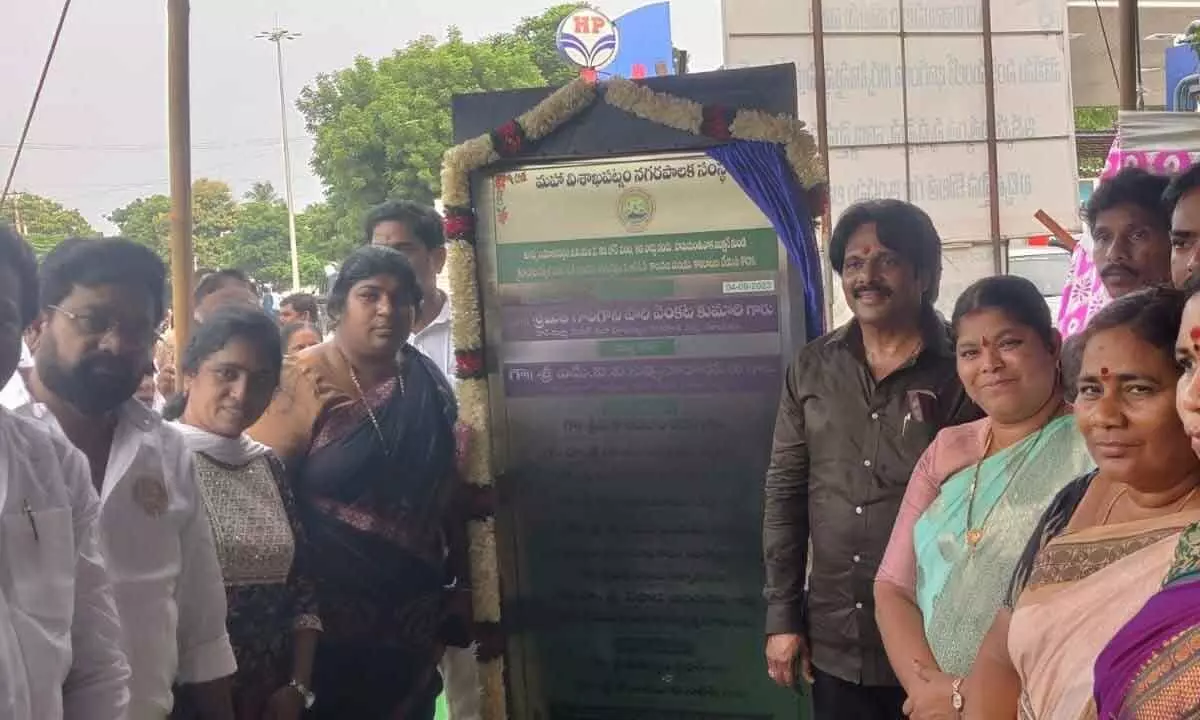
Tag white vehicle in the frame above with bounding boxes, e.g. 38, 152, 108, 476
1007, 247, 1072, 325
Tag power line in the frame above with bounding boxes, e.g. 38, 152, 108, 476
0, 137, 314, 153
1, 0, 74, 206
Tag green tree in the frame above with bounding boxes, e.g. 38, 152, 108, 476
245, 182, 279, 204
225, 186, 291, 284
297, 25, 547, 222
107, 194, 171, 256
0, 193, 97, 256
297, 200, 355, 270
108, 179, 239, 268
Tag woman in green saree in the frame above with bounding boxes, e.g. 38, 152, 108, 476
874, 276, 1095, 719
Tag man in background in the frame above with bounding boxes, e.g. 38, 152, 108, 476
278, 292, 320, 328
367, 201, 452, 372
1086, 167, 1172, 299
1165, 163, 1200, 289
193, 269, 259, 321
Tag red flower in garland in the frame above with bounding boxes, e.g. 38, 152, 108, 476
492, 121, 525, 157
443, 212, 475, 241
701, 104, 735, 140
456, 349, 485, 379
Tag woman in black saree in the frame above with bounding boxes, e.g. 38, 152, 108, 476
250, 246, 458, 719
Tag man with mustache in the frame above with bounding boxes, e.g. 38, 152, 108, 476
1087, 167, 1172, 299
1164, 163, 1200, 289
763, 199, 977, 719
17, 237, 236, 720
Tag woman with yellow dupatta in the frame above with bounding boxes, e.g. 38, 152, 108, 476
961, 286, 1200, 719
875, 276, 1093, 718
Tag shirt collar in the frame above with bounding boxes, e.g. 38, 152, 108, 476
19, 396, 160, 433
118, 397, 161, 432
830, 307, 955, 362
414, 290, 452, 338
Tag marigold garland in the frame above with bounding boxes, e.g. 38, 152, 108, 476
440, 73, 825, 720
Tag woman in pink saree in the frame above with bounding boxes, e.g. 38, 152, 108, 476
1091, 280, 1200, 718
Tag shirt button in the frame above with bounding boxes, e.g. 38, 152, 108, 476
871, 412, 879, 420
855, 506, 863, 515
863, 459, 872, 467
855, 602, 864, 610
853, 554, 861, 563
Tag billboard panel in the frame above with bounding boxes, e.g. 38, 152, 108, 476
723, 0, 1078, 322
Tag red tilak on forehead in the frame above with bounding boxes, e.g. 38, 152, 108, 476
1191, 327, 1200, 342
1100, 367, 1110, 377
980, 336, 991, 348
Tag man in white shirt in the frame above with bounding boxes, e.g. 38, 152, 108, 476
0, 224, 131, 719
19, 236, 235, 720
368, 200, 480, 720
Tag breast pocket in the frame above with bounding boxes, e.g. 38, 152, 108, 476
3, 507, 75, 623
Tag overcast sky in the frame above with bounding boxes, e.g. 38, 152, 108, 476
0, 0, 722, 231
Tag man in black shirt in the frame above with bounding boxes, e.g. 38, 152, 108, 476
763, 199, 978, 719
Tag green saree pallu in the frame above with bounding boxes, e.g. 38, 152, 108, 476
912, 415, 1094, 675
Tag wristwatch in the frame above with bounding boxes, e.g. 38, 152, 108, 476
951, 677, 965, 715
288, 678, 316, 709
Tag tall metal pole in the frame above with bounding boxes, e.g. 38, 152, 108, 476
259, 28, 301, 291
167, 0, 194, 388
981, 0, 1004, 275
1119, 0, 1139, 110
811, 0, 835, 328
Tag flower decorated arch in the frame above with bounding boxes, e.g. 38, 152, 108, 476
439, 74, 826, 720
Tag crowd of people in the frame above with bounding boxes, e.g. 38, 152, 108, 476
764, 163, 1200, 719
0, 199, 479, 720
8, 158, 1200, 720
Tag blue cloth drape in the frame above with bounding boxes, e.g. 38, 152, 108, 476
707, 140, 825, 340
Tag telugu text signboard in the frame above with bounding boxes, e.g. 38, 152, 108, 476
723, 0, 1078, 321
474, 153, 803, 720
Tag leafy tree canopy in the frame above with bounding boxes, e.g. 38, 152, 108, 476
296, 5, 586, 235
108, 180, 343, 289
0, 193, 97, 256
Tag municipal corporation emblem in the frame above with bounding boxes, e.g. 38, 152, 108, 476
556, 8, 620, 71
617, 188, 655, 233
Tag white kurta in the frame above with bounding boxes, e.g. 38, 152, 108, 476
16, 399, 236, 719
0, 407, 130, 719
410, 293, 454, 386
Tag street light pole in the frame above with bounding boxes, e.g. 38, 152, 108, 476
257, 27, 301, 291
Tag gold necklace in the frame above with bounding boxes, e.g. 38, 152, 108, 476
342, 347, 405, 455
1101, 485, 1199, 525
964, 410, 1059, 549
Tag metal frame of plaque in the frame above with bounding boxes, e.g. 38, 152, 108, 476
442, 65, 823, 720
